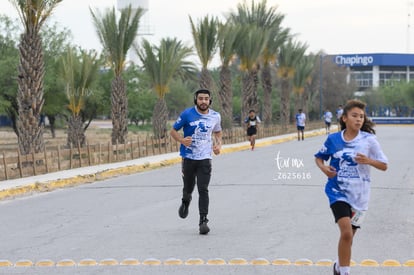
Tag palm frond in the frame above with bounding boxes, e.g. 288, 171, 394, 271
10, 0, 63, 31
90, 5, 144, 76
189, 15, 218, 68
137, 38, 195, 99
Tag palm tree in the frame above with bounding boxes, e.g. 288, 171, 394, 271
10, 0, 63, 155
189, 15, 218, 91
228, 0, 272, 122
217, 22, 240, 129
90, 5, 144, 144
277, 38, 308, 130
137, 38, 196, 138
261, 25, 290, 126
60, 48, 99, 147
292, 55, 315, 114
234, 24, 268, 121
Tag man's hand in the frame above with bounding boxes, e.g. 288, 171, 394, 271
181, 136, 192, 147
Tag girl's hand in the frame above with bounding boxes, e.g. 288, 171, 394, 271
355, 153, 388, 171
323, 166, 337, 178
354, 153, 370, 164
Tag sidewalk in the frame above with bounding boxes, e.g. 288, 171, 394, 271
0, 128, 325, 200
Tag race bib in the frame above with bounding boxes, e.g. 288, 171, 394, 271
351, 208, 366, 227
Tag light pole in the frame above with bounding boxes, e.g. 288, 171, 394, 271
319, 54, 324, 119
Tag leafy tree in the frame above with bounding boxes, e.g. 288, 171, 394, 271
42, 23, 73, 137
189, 15, 218, 92
292, 55, 315, 113
137, 38, 196, 138
125, 64, 157, 126
309, 54, 355, 119
277, 38, 307, 129
367, 82, 414, 116
90, 5, 144, 144
59, 48, 100, 147
216, 22, 240, 129
228, 1, 270, 121
94, 66, 113, 119
259, 15, 289, 126
0, 15, 19, 129
10, 0, 63, 155
165, 79, 196, 119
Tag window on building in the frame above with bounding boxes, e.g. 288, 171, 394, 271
350, 72, 373, 88
379, 72, 407, 86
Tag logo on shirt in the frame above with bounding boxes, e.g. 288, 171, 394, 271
336, 150, 359, 179
197, 121, 210, 133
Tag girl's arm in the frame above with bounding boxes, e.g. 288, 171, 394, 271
355, 153, 388, 171
315, 157, 337, 178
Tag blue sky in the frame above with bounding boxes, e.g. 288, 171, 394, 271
2, 0, 412, 57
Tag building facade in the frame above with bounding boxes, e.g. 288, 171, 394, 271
330, 53, 414, 91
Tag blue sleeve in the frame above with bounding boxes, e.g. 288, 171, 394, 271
173, 111, 186, 131
314, 137, 332, 161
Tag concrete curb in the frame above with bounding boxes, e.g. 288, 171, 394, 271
0, 128, 326, 200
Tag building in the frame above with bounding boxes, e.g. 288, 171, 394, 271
117, 0, 153, 64
330, 53, 414, 92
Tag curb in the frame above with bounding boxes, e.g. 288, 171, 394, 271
0, 129, 326, 201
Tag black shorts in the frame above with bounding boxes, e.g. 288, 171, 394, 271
297, 126, 304, 131
330, 201, 360, 229
247, 127, 257, 136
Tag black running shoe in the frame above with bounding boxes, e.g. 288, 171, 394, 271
199, 217, 210, 235
333, 262, 340, 275
178, 200, 189, 219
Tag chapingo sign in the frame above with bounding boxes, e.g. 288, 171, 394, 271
332, 53, 414, 67
334, 55, 374, 66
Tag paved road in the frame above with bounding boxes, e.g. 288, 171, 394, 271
0, 125, 413, 274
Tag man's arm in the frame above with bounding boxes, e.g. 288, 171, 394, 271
170, 128, 192, 147
212, 131, 222, 155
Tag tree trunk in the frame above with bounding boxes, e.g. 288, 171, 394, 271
241, 70, 259, 124
111, 75, 128, 144
218, 66, 233, 129
280, 78, 291, 131
152, 98, 168, 139
67, 115, 85, 148
199, 67, 213, 90
16, 29, 45, 155
261, 64, 272, 127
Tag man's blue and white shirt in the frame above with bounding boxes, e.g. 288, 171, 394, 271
315, 130, 388, 210
296, 113, 306, 126
173, 106, 222, 160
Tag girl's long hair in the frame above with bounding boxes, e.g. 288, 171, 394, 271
339, 99, 376, 134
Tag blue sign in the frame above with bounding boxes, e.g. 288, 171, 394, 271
331, 53, 414, 67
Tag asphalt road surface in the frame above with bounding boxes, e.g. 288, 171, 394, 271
0, 125, 413, 275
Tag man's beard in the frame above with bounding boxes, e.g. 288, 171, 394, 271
197, 103, 209, 112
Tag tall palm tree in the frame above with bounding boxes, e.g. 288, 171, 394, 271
189, 15, 218, 91
10, 0, 63, 155
90, 5, 144, 144
234, 24, 268, 121
137, 38, 196, 138
261, 25, 290, 126
228, 0, 271, 121
292, 55, 315, 114
60, 48, 99, 147
217, 22, 240, 129
277, 38, 308, 130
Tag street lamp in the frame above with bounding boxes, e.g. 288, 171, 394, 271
319, 54, 324, 118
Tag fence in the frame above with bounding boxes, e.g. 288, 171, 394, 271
0, 123, 321, 181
